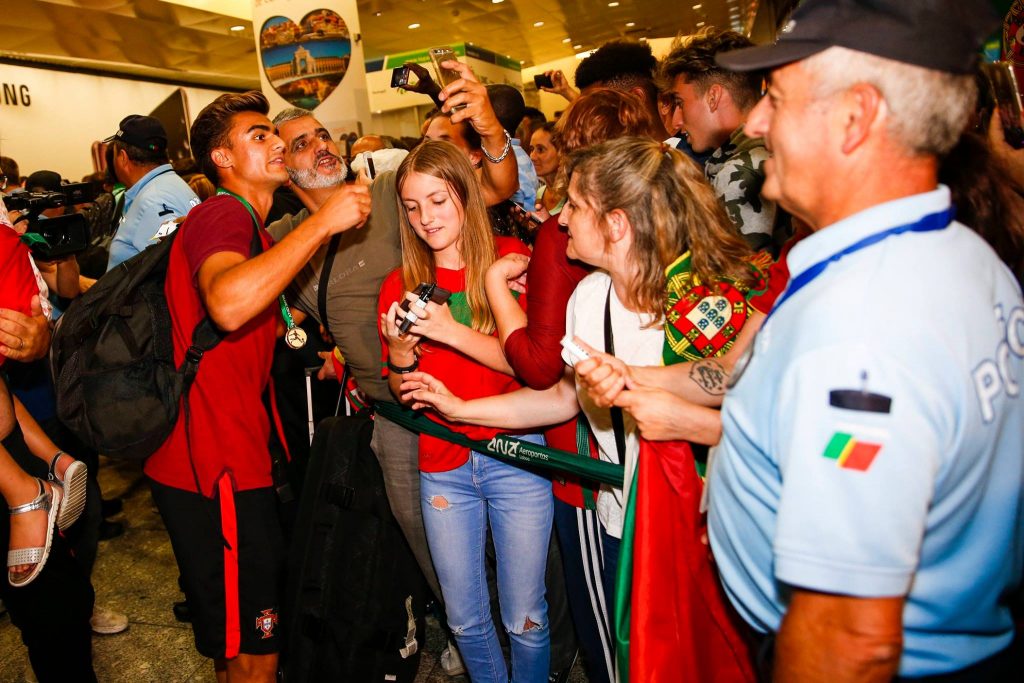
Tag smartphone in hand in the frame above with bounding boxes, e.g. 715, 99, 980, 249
428, 47, 461, 87
533, 73, 554, 89
391, 65, 412, 88
983, 61, 1024, 149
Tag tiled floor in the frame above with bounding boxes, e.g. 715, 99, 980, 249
0, 457, 587, 682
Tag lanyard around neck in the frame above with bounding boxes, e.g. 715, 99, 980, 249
767, 207, 954, 321
216, 188, 260, 226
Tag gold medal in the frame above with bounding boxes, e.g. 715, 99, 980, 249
285, 326, 307, 350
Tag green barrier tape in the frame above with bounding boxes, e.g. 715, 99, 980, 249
375, 402, 625, 488
19, 232, 50, 248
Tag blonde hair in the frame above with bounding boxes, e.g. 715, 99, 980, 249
565, 137, 756, 319
395, 140, 497, 334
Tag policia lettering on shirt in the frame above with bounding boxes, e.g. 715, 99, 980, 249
973, 305, 1024, 424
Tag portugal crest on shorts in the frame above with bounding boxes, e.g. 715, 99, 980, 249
256, 608, 279, 639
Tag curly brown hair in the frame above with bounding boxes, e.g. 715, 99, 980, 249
658, 27, 764, 111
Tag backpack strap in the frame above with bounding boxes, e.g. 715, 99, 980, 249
318, 233, 342, 339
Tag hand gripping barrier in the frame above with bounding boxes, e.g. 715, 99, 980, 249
374, 402, 625, 488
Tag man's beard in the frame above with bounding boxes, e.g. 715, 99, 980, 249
287, 153, 348, 190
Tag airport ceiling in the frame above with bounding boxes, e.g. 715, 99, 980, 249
0, 0, 768, 89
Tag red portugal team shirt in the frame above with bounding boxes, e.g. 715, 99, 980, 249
144, 195, 278, 496
378, 236, 530, 473
0, 211, 43, 369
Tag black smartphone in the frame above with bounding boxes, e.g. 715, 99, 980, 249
366, 155, 377, 180
398, 282, 452, 333
533, 73, 554, 89
983, 61, 1024, 149
511, 203, 541, 228
391, 65, 412, 89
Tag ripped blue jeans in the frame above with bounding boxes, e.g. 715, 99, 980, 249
421, 440, 553, 683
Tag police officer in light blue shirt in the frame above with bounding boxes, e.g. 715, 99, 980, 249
708, 1, 1023, 681
104, 115, 199, 270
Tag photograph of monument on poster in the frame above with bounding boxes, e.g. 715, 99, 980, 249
259, 9, 352, 109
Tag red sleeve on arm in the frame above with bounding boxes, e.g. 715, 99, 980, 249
180, 196, 260, 283
0, 227, 39, 369
503, 218, 590, 389
748, 228, 809, 314
0, 228, 38, 316
377, 269, 404, 378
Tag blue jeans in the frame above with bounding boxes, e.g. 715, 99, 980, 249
421, 442, 554, 683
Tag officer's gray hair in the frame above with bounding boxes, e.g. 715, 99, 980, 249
271, 107, 315, 127
802, 46, 975, 157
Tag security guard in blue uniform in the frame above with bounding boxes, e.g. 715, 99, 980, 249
708, 1, 1024, 681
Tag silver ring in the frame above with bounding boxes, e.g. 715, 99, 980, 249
413, 298, 428, 310
404, 310, 419, 324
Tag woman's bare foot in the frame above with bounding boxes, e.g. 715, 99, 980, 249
7, 479, 56, 580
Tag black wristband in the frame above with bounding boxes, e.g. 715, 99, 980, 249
387, 356, 419, 374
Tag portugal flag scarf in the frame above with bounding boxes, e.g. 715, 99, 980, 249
614, 439, 755, 682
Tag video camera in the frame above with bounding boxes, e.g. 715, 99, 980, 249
4, 182, 97, 260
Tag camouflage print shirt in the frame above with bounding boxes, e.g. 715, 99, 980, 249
705, 126, 776, 252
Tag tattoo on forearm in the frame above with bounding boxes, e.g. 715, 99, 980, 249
689, 359, 727, 395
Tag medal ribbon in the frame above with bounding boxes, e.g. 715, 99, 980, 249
216, 189, 298, 337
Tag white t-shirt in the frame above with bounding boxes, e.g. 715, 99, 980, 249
565, 271, 664, 538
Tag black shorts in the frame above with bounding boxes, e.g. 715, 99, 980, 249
150, 476, 284, 659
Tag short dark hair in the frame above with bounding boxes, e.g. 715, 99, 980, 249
575, 39, 660, 109
522, 107, 546, 126
575, 40, 657, 90
110, 138, 168, 167
190, 90, 270, 184
659, 28, 764, 111
0, 156, 18, 185
426, 112, 482, 152
485, 84, 527, 135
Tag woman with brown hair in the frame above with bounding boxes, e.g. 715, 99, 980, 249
484, 89, 661, 683
528, 122, 562, 215
401, 136, 769, 678
377, 140, 549, 683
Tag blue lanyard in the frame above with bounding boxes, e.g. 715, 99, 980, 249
767, 207, 954, 321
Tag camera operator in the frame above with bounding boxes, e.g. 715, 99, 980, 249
9, 171, 81, 301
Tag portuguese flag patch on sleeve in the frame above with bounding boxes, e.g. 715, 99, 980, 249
822, 431, 883, 472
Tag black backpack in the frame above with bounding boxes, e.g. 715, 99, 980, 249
50, 225, 258, 460
284, 414, 427, 683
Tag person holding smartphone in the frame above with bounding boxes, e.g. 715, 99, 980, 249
378, 140, 548, 683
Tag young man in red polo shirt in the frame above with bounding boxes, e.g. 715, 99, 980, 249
144, 91, 370, 682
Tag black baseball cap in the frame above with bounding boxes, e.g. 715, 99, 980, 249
716, 0, 998, 75
103, 114, 168, 153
